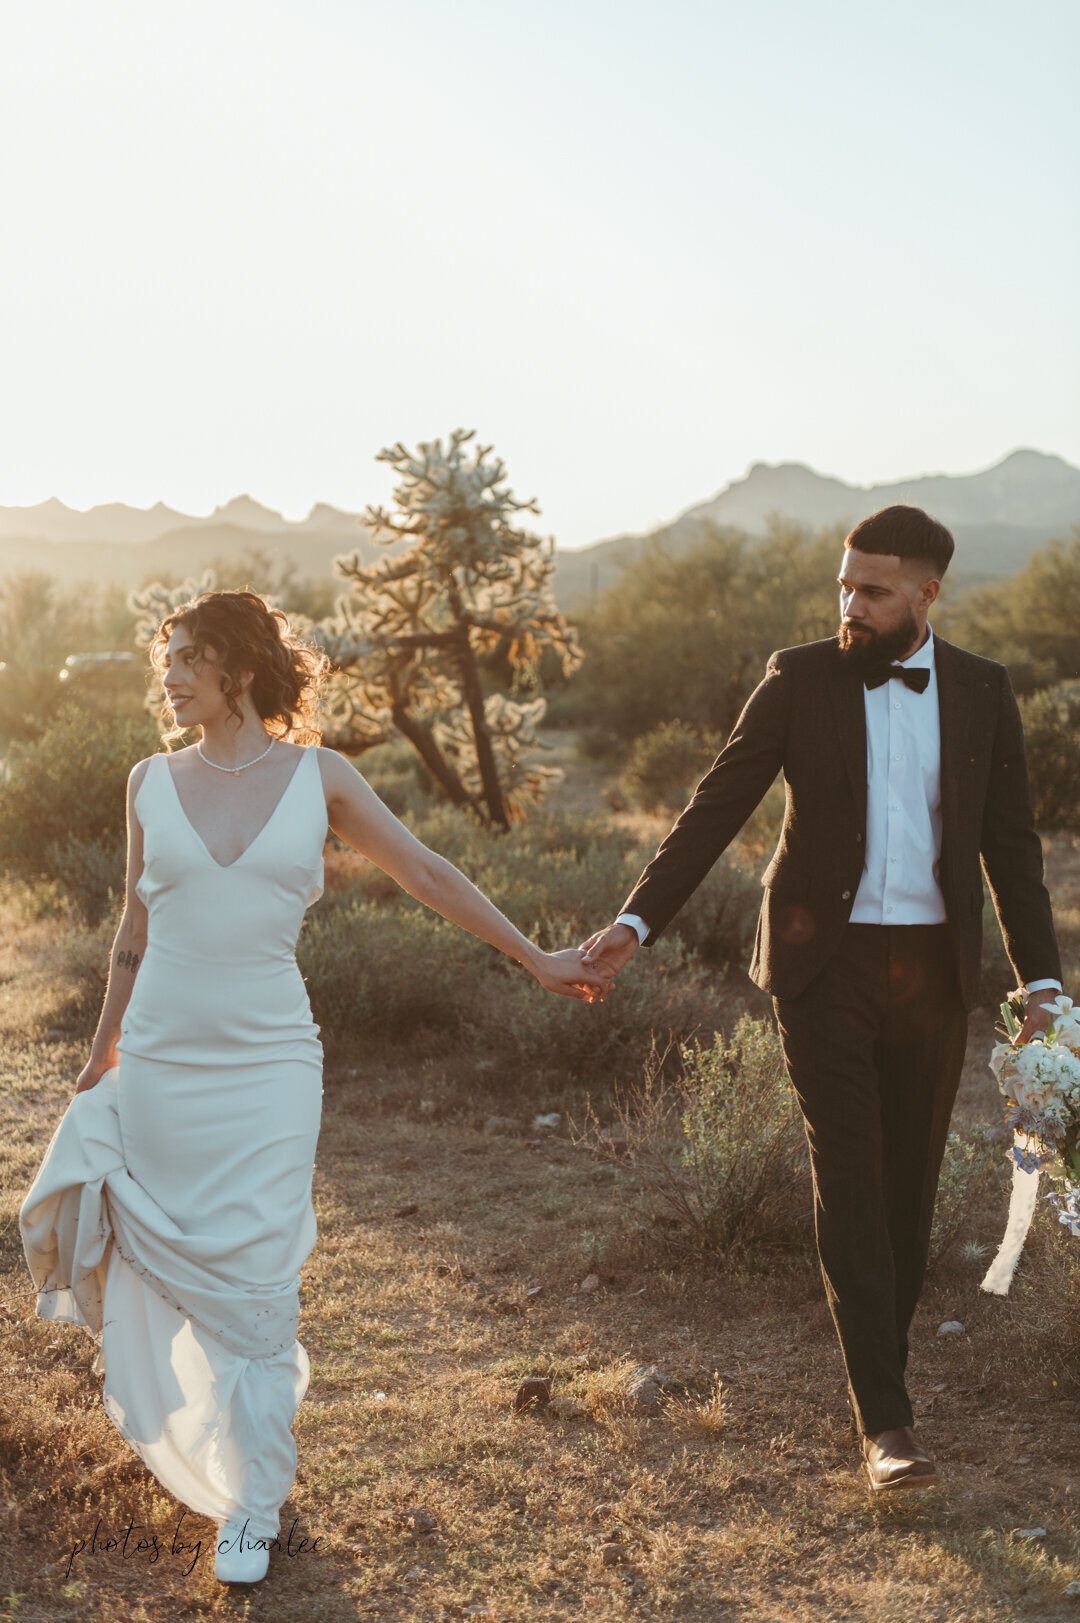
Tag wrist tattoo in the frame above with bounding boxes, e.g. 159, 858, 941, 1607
117, 949, 140, 973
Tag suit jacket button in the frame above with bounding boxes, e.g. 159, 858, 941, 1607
855, 832, 863, 842
841, 889, 851, 900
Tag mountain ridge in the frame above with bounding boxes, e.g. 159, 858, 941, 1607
1, 449, 1077, 600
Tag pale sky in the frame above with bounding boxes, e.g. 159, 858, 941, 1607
0, 0, 1076, 547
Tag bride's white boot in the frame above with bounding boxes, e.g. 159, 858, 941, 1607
214, 1518, 271, 1584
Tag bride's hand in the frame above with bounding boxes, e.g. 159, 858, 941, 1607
528, 947, 613, 1003
74, 1054, 115, 1094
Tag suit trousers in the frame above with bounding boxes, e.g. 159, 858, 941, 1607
772, 923, 969, 1436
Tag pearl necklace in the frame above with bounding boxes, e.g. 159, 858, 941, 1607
196, 736, 277, 775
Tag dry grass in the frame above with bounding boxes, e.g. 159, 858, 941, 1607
2, 842, 1080, 1621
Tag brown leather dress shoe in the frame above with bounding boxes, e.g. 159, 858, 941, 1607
862, 1426, 938, 1492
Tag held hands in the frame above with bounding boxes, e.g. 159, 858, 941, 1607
578, 921, 640, 983
528, 947, 613, 1003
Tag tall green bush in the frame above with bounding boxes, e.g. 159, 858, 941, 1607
618, 722, 721, 813
0, 710, 159, 919
562, 518, 839, 744
1017, 682, 1080, 830
938, 530, 1080, 695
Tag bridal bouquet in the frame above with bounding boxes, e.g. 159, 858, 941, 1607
992, 993, 1080, 1217
982, 994, 1080, 1294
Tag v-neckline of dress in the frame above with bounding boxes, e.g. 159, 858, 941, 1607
160, 746, 312, 871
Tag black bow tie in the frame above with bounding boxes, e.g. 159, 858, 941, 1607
863, 664, 931, 694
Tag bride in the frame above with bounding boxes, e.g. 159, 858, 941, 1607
19, 588, 609, 1585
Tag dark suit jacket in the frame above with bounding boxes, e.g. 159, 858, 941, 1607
620, 635, 1061, 1009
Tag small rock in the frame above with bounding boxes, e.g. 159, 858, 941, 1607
393, 1202, 419, 1218
484, 1114, 517, 1134
953, 1444, 987, 1464
629, 1577, 647, 1595
402, 1506, 438, 1533
350, 1542, 370, 1556
589, 1501, 617, 1522
1016, 1526, 1047, 1541
549, 1396, 586, 1420
937, 1320, 965, 1336
418, 1099, 436, 1115
533, 1112, 562, 1130
492, 1295, 522, 1316
579, 1273, 601, 1294
1064, 1577, 1080, 1596
598, 1126, 629, 1152
42, 1028, 70, 1043
598, 1542, 625, 1566
514, 1376, 552, 1412
623, 1362, 673, 1415
625, 1380, 664, 1415
1016, 1456, 1032, 1465
525, 1284, 543, 1298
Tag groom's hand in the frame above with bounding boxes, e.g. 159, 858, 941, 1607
579, 922, 639, 982
1016, 997, 1055, 1046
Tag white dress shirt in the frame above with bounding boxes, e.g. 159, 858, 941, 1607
617, 623, 1059, 1001
849, 625, 944, 924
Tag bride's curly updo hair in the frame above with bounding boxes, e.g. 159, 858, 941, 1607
149, 589, 330, 745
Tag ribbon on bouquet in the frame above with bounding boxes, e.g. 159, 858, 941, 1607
979, 1133, 1041, 1296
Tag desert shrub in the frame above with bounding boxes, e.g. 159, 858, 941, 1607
337, 804, 650, 952
353, 739, 437, 821
463, 935, 731, 1079
667, 855, 761, 972
584, 1014, 812, 1266
0, 710, 159, 920
1018, 683, 1080, 830
45, 835, 128, 927
938, 529, 1080, 696
300, 876, 732, 1081
0, 570, 139, 742
618, 722, 721, 813
928, 1127, 1003, 1270
563, 519, 839, 743
299, 894, 490, 1042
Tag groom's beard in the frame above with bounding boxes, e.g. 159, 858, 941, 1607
837, 607, 920, 672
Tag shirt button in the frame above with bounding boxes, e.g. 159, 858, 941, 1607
889, 856, 897, 864
893, 753, 903, 761
893, 701, 901, 710
886, 905, 894, 914
891, 803, 900, 812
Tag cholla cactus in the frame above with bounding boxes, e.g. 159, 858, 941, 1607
316, 430, 582, 826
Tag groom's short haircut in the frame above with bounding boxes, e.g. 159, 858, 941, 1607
845, 505, 955, 580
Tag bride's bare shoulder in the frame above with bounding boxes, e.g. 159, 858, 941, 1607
312, 745, 363, 796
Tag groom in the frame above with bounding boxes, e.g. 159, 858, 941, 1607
582, 505, 1062, 1492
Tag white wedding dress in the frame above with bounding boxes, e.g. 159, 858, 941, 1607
19, 745, 327, 1542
